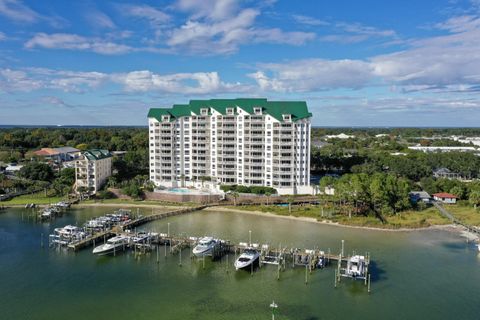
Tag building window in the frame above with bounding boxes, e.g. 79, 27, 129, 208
201, 108, 208, 115
162, 115, 170, 122
226, 108, 234, 115
282, 114, 291, 121
254, 107, 262, 115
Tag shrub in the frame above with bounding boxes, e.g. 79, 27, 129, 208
96, 190, 116, 199
220, 184, 277, 195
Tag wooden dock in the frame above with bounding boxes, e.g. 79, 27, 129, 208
67, 205, 207, 251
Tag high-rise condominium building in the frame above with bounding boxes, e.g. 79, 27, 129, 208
75, 149, 112, 195
147, 98, 312, 195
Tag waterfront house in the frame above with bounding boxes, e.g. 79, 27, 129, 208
148, 98, 313, 195
432, 192, 458, 204
75, 149, 112, 195
433, 168, 470, 181
409, 191, 431, 204
5, 164, 23, 175
34, 147, 81, 162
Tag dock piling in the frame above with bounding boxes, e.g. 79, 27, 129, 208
368, 274, 371, 293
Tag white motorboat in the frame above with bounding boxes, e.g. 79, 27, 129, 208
345, 255, 366, 278
54, 225, 80, 238
192, 237, 219, 257
131, 231, 157, 244
234, 248, 260, 270
92, 235, 129, 255
477, 243, 480, 252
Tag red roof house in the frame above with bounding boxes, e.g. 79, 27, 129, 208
432, 193, 458, 204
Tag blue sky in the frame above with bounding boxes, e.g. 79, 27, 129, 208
0, 0, 479, 126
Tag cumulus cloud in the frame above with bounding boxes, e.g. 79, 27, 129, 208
112, 70, 248, 94
25, 33, 133, 55
249, 59, 373, 92
251, 13, 480, 93
0, 68, 43, 91
166, 5, 314, 54
372, 15, 480, 88
0, 67, 249, 95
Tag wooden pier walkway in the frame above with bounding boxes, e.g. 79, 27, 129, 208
434, 202, 480, 235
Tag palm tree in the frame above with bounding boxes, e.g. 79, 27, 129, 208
287, 196, 295, 213
231, 192, 239, 206
180, 174, 185, 188
265, 192, 272, 205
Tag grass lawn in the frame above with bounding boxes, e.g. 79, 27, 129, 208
2, 192, 64, 205
444, 204, 480, 226
234, 204, 450, 229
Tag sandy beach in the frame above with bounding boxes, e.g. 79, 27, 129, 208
207, 206, 462, 233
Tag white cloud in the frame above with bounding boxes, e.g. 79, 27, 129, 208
0, 31, 5, 40
0, 0, 67, 27
166, 6, 314, 54
249, 59, 373, 92
0, 68, 43, 91
292, 14, 329, 26
25, 33, 133, 55
0, 67, 249, 95
119, 4, 171, 26
175, 0, 238, 21
87, 10, 116, 29
0, 0, 39, 23
336, 22, 396, 37
112, 70, 248, 94
251, 13, 480, 93
372, 15, 480, 87
318, 21, 397, 44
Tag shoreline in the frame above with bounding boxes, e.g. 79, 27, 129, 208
208, 206, 461, 233
4, 202, 476, 238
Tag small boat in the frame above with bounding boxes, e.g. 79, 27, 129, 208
131, 231, 158, 244
234, 248, 260, 270
345, 255, 366, 278
54, 225, 80, 238
477, 243, 480, 252
92, 235, 129, 255
192, 237, 219, 257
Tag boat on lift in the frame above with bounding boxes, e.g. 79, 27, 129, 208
192, 237, 219, 257
345, 255, 366, 278
92, 235, 129, 255
234, 247, 260, 271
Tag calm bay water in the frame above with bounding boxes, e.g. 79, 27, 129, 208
0, 207, 479, 320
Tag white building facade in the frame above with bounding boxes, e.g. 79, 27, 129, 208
75, 149, 113, 194
148, 99, 313, 195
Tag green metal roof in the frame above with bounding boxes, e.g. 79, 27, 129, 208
148, 98, 311, 122
83, 149, 112, 161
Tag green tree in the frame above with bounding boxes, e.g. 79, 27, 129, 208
468, 191, 480, 209
18, 162, 54, 182
450, 186, 465, 199
231, 191, 239, 206
75, 143, 88, 151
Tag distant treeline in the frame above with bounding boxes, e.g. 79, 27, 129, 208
311, 127, 480, 138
